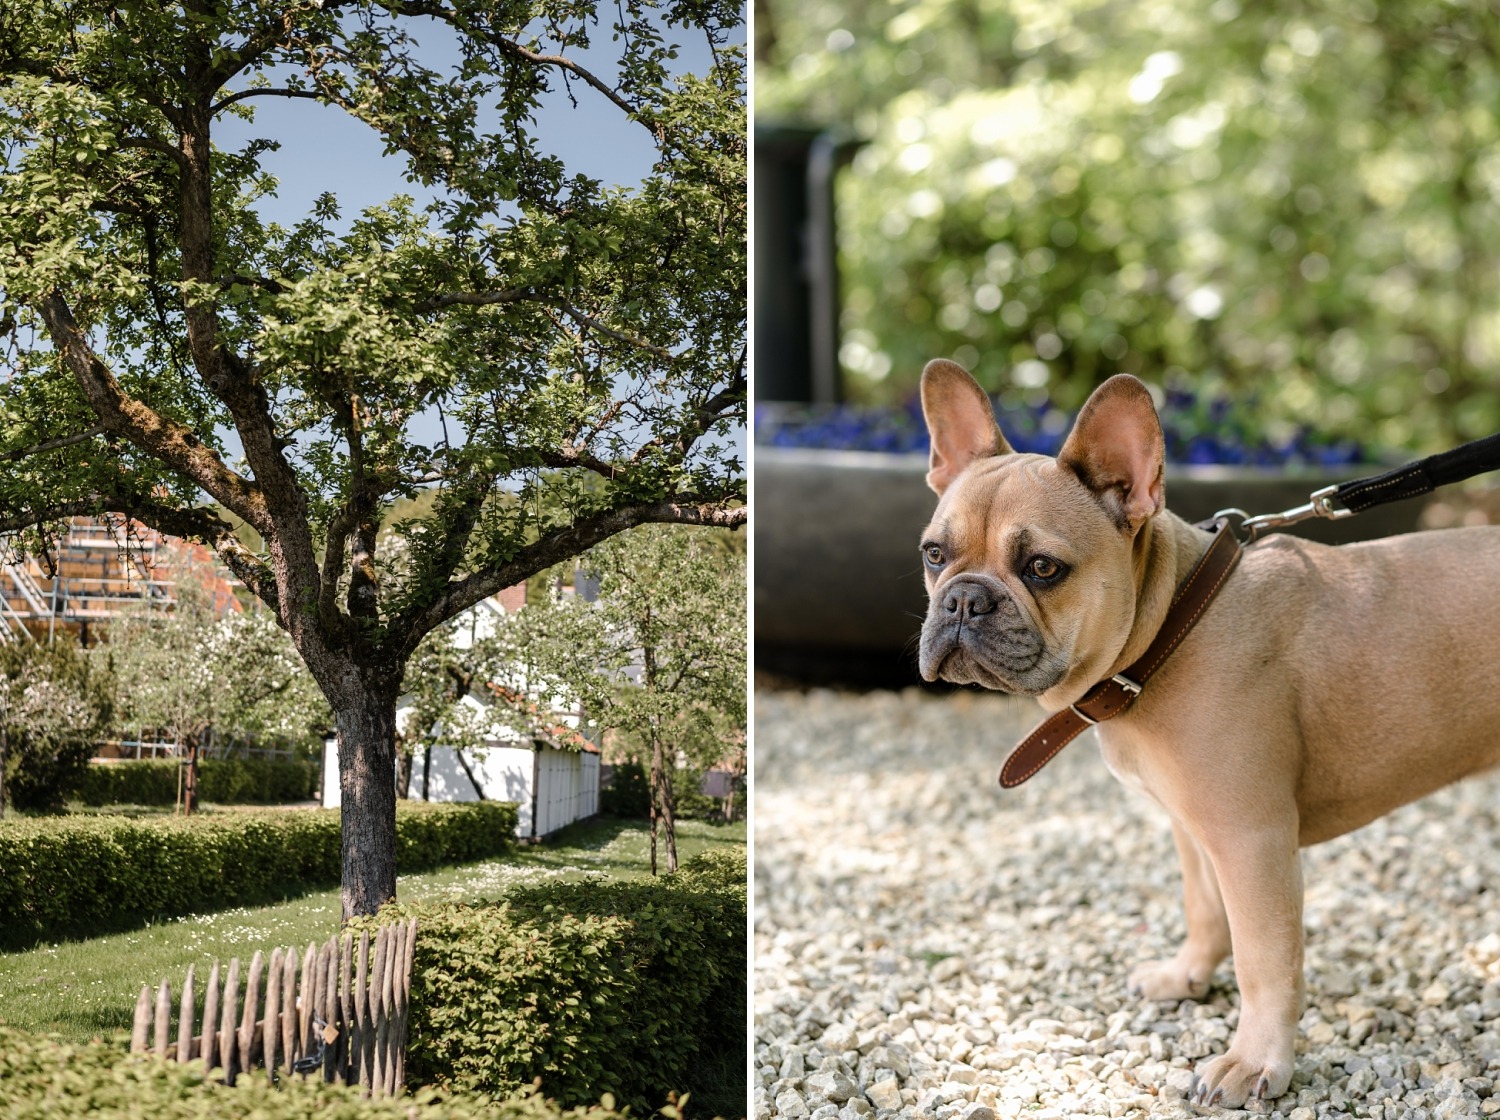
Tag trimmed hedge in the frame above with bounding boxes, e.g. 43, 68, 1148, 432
0, 1026, 640, 1120
77, 757, 319, 807
393, 848, 747, 1111
0, 801, 518, 950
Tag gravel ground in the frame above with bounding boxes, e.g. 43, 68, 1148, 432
753, 687, 1500, 1120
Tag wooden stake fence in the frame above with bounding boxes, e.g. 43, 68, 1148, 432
129, 918, 418, 1097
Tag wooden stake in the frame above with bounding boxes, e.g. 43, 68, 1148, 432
202, 962, 220, 1075
154, 979, 171, 1058
131, 984, 151, 1053
175, 963, 195, 1062
322, 937, 339, 1083
280, 945, 297, 1073
264, 947, 282, 1081
395, 918, 417, 1089
297, 941, 316, 1072
369, 924, 389, 1095
353, 929, 370, 1092
239, 950, 262, 1077
338, 933, 353, 1085
219, 958, 240, 1086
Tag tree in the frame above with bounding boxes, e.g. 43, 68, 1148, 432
757, 0, 1500, 453
109, 558, 329, 812
0, 640, 114, 815
501, 524, 746, 873
0, 1, 745, 916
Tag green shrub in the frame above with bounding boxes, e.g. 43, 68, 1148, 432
0, 801, 518, 950
394, 849, 747, 1111
76, 757, 318, 807
0, 1025, 640, 1120
672, 769, 724, 823
602, 762, 733, 822
599, 760, 650, 817
1, 641, 114, 812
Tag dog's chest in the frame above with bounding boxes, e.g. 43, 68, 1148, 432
1095, 726, 1162, 804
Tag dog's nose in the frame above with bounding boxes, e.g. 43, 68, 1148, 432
943, 581, 997, 620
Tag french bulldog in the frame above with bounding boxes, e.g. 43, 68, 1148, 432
916, 358, 1500, 1108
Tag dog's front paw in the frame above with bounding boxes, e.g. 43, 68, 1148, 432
1126, 955, 1213, 1001
1190, 1047, 1292, 1109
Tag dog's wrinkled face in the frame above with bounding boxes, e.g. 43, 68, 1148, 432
916, 360, 1167, 701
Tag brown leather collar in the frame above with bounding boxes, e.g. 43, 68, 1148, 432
999, 520, 1243, 787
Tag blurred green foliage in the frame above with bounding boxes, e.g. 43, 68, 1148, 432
757, 0, 1500, 452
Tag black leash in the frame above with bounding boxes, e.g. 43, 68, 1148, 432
1334, 431, 1500, 512
1213, 431, 1500, 542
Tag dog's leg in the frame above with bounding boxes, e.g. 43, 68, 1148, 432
1190, 828, 1304, 1109
1127, 819, 1230, 1000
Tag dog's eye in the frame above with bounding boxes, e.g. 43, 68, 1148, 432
1025, 555, 1064, 582
922, 544, 944, 567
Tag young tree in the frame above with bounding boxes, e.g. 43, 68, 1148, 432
0, 2, 745, 915
109, 564, 329, 812
0, 641, 114, 815
501, 524, 745, 873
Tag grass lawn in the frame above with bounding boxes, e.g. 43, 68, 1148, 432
0, 814, 745, 1040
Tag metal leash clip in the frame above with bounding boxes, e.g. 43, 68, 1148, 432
1214, 483, 1353, 544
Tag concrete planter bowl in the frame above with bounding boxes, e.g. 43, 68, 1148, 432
754, 447, 1441, 686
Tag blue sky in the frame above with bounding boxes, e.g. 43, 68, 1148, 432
214, 14, 702, 226
207, 11, 743, 468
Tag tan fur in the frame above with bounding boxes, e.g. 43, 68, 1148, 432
917, 359, 1500, 1108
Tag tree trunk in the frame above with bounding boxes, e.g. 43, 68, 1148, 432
335, 685, 401, 921
648, 734, 660, 876
659, 753, 679, 874
0, 725, 7, 819
648, 730, 679, 874
184, 739, 199, 816
395, 748, 413, 798
175, 735, 184, 815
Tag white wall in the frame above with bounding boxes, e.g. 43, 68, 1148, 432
322, 736, 598, 840
417, 743, 536, 837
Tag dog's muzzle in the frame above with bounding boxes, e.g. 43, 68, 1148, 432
918, 574, 1051, 691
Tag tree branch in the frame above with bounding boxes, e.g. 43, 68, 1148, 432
415, 289, 673, 358
217, 272, 288, 295
631, 362, 746, 467
0, 496, 279, 613
35, 291, 268, 531
0, 424, 107, 463
116, 136, 189, 166
210, 86, 328, 115
394, 498, 745, 657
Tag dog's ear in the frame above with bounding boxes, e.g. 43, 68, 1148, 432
920, 359, 1013, 494
1057, 374, 1165, 534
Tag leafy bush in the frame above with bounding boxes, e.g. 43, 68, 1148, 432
602, 762, 731, 822
0, 801, 517, 950
0, 1025, 640, 1120
0, 641, 114, 813
599, 760, 650, 817
77, 757, 318, 807
672, 768, 732, 823
395, 849, 748, 1111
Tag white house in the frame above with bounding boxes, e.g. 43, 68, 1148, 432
320, 584, 601, 839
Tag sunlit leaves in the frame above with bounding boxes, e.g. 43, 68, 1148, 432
760, 0, 1500, 450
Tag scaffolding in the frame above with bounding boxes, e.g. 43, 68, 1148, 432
0, 515, 242, 644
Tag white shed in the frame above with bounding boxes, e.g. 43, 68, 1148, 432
320, 733, 600, 840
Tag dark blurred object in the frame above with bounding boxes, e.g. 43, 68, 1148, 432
754, 126, 861, 402
754, 449, 1458, 689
